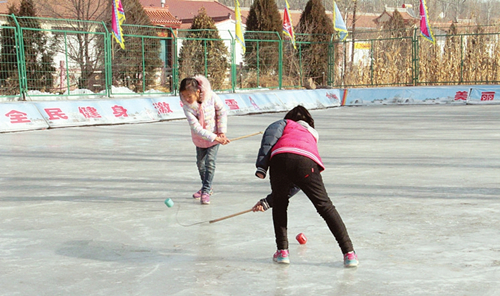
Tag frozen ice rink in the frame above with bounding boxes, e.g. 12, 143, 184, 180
1, 104, 499, 295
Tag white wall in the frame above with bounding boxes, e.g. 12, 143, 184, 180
216, 19, 245, 66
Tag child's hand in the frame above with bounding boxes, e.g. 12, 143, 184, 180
215, 133, 230, 145
215, 136, 229, 145
256, 172, 265, 179
252, 201, 265, 212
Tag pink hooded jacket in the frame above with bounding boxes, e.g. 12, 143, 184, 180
181, 75, 228, 148
271, 120, 324, 171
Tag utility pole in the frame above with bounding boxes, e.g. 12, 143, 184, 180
350, 0, 357, 64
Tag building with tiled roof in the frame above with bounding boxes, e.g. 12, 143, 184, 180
0, 0, 17, 14
373, 6, 418, 27
139, 0, 245, 29
346, 13, 380, 30
143, 6, 182, 28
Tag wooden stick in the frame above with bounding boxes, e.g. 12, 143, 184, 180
209, 208, 253, 224
229, 131, 263, 142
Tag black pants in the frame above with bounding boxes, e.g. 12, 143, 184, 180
269, 153, 354, 254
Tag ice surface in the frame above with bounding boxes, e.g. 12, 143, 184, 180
1, 105, 500, 295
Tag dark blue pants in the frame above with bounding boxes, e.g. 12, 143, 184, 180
269, 153, 354, 254
196, 144, 219, 194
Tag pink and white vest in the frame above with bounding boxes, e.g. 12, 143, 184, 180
270, 120, 325, 171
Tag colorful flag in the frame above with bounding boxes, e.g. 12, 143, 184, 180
333, 1, 348, 41
112, 0, 126, 49
419, 0, 435, 43
235, 0, 245, 54
282, 0, 296, 49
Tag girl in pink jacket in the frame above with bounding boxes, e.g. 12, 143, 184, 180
253, 105, 358, 267
179, 75, 229, 205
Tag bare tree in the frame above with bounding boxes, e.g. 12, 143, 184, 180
37, 0, 108, 90
37, 0, 108, 21
437, 0, 468, 22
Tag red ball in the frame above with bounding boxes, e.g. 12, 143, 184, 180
296, 233, 307, 244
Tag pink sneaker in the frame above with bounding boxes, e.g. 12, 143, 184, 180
192, 190, 202, 199
193, 189, 213, 199
273, 249, 290, 264
343, 251, 358, 268
200, 193, 210, 205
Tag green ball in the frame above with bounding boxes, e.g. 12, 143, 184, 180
164, 198, 174, 207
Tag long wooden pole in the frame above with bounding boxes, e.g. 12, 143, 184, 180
229, 131, 263, 142
209, 209, 253, 224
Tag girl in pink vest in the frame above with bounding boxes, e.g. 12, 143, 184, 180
253, 105, 358, 267
179, 75, 229, 205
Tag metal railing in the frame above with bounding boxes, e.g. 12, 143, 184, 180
1, 14, 499, 101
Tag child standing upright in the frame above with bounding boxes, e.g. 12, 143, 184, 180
179, 75, 229, 205
254, 105, 358, 267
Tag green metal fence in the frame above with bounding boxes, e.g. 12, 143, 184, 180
1, 14, 500, 101
333, 26, 500, 88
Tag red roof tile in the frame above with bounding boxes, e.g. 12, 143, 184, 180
373, 8, 418, 26
139, 0, 245, 26
143, 7, 181, 28
0, 0, 21, 14
346, 13, 379, 30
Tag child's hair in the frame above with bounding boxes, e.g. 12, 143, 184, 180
284, 105, 315, 128
179, 77, 199, 93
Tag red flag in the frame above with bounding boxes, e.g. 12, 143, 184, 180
419, 0, 435, 43
282, 0, 296, 49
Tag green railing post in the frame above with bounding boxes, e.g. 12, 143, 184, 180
278, 32, 283, 90
172, 28, 179, 95
63, 32, 71, 94
228, 30, 236, 92
460, 35, 464, 84
299, 43, 303, 87
11, 14, 27, 100
203, 39, 208, 78
412, 28, 418, 86
256, 41, 260, 87
141, 36, 146, 93
370, 39, 374, 86
100, 21, 110, 98
328, 35, 334, 86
